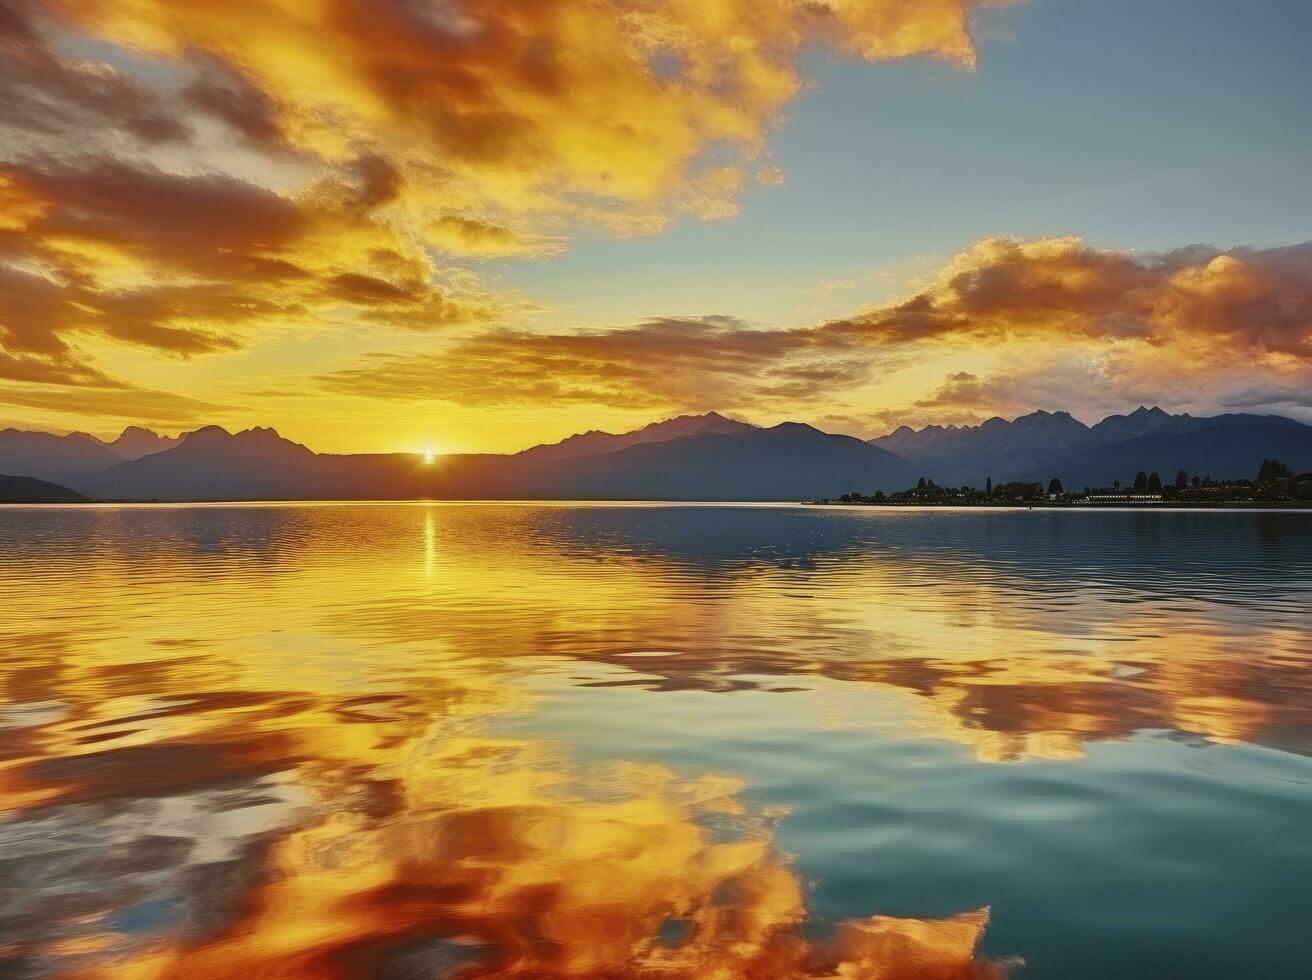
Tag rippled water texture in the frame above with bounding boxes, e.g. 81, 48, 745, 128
1, 504, 1310, 979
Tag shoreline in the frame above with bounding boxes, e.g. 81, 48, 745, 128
805, 499, 1312, 510
2, 497, 1311, 511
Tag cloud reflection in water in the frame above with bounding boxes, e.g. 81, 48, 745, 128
2, 504, 1310, 976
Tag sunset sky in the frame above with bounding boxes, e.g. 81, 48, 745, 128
1, 0, 1310, 454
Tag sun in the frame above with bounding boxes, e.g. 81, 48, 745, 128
422, 449, 436, 465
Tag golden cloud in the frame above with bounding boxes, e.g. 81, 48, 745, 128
43, 0, 1008, 209
18, 3, 1304, 431
896, 352, 1312, 433
832, 238, 1312, 359
0, 379, 232, 424
0, 155, 499, 384
842, 238, 1312, 426
314, 237, 1312, 423
1, 0, 1013, 400
426, 215, 556, 258
316, 315, 886, 411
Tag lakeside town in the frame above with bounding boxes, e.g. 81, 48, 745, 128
815, 458, 1312, 508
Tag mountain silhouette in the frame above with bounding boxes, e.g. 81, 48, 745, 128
1084, 405, 1181, 446
0, 426, 178, 492
94, 418, 917, 501
97, 426, 329, 500
518, 411, 755, 461
0, 473, 89, 503
473, 422, 918, 501
873, 410, 1090, 484
873, 407, 1312, 487
1025, 419, 1312, 488
111, 425, 181, 460
6, 407, 1312, 502
0, 429, 124, 490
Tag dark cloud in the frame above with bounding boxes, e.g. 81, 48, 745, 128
0, 2, 190, 149
7, 159, 307, 270
346, 153, 404, 211
316, 315, 882, 410
182, 61, 288, 148
325, 272, 419, 305
0, 350, 119, 387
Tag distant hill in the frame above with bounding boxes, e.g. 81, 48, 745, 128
0, 473, 89, 503
517, 411, 755, 461
873, 406, 1312, 488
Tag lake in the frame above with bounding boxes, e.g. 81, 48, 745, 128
1, 504, 1310, 979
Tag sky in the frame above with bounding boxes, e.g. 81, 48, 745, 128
1, 0, 1310, 454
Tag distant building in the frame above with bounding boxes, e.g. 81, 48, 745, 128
1084, 493, 1163, 502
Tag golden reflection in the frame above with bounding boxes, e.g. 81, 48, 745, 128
424, 509, 436, 577
1, 662, 1011, 978
1, 504, 1310, 975
69, 740, 1012, 979
3, 505, 1310, 772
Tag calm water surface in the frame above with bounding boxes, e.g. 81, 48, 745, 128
1, 504, 1310, 979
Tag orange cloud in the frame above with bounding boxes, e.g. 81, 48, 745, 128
312, 238, 1312, 424
1, 0, 1014, 411
0, 156, 499, 390
42, 0, 1008, 211
896, 350, 1312, 433
0, 379, 231, 424
837, 238, 1312, 426
18, 4, 1304, 433
828, 237, 1312, 358
426, 215, 559, 258
316, 315, 888, 411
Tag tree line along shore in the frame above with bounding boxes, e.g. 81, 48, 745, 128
814, 458, 1312, 508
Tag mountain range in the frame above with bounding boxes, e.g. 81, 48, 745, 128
515, 411, 755, 461
871, 406, 1312, 488
1, 407, 1310, 502
0, 425, 178, 489
86, 416, 917, 502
